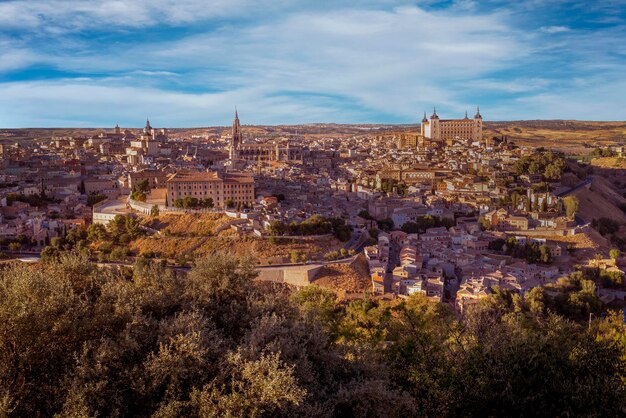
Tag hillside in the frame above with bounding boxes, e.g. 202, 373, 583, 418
312, 253, 371, 298
3, 121, 626, 154
484, 120, 626, 154
133, 213, 343, 263
590, 157, 626, 169
143, 213, 231, 236
572, 176, 626, 225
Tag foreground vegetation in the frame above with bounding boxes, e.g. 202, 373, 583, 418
0, 254, 625, 417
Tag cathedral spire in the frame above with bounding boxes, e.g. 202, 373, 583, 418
230, 107, 242, 160
474, 106, 482, 119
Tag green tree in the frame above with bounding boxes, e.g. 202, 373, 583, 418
87, 193, 107, 206
488, 238, 506, 251
290, 250, 305, 264
544, 162, 563, 181
40, 245, 60, 262
87, 223, 108, 242
377, 217, 394, 232
610, 248, 620, 260
401, 221, 420, 234
324, 250, 340, 261
539, 244, 552, 263
478, 216, 492, 231
563, 196, 579, 219
133, 179, 151, 194
600, 270, 624, 288
130, 190, 147, 201
0, 252, 625, 418
510, 191, 520, 209
107, 214, 127, 238
109, 246, 129, 261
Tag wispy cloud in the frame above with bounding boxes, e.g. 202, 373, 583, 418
0, 0, 263, 31
540, 25, 571, 34
0, 1, 625, 126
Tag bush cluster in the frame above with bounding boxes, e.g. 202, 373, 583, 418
0, 254, 624, 417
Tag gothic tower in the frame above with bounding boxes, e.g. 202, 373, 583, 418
230, 108, 242, 160
420, 111, 429, 137
430, 107, 440, 140
473, 106, 483, 142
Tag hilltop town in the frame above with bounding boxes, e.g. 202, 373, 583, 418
1, 110, 626, 311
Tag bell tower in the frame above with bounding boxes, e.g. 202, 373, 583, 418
230, 108, 242, 160
473, 106, 483, 142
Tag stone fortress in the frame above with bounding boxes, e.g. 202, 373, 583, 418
421, 107, 483, 145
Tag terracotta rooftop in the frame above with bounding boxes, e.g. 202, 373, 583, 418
166, 171, 254, 184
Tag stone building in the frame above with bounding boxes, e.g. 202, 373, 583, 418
421, 107, 483, 145
166, 170, 255, 208
228, 110, 303, 162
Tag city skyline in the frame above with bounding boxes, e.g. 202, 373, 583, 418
1, 0, 626, 127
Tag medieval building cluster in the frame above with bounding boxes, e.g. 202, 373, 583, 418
2, 104, 622, 312
228, 110, 303, 163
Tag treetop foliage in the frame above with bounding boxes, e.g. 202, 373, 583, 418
0, 254, 624, 417
269, 215, 352, 242
514, 150, 566, 182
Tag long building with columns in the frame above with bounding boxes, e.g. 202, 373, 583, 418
166, 171, 255, 208
421, 107, 483, 145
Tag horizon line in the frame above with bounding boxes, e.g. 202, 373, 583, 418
2, 118, 626, 130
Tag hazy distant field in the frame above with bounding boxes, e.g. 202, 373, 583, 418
2, 120, 625, 154
484, 120, 626, 154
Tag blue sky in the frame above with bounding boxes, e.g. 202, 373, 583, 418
0, 0, 625, 127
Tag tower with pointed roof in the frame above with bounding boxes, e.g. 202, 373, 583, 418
429, 107, 441, 140
230, 108, 242, 160
473, 106, 483, 142
420, 111, 430, 137
144, 118, 152, 135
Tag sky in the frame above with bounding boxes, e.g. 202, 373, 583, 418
0, 0, 625, 127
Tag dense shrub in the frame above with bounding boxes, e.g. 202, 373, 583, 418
0, 254, 624, 417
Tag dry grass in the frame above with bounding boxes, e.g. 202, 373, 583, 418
144, 213, 231, 236
194, 235, 342, 264
484, 121, 626, 154
131, 233, 343, 263
130, 236, 206, 258
572, 177, 626, 225
590, 157, 626, 169
312, 254, 371, 298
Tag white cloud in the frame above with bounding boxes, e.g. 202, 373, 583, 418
110, 6, 524, 118
0, 80, 365, 127
1, 2, 625, 125
130, 70, 179, 77
540, 25, 571, 34
0, 5, 530, 125
0, 0, 262, 30
468, 78, 551, 94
